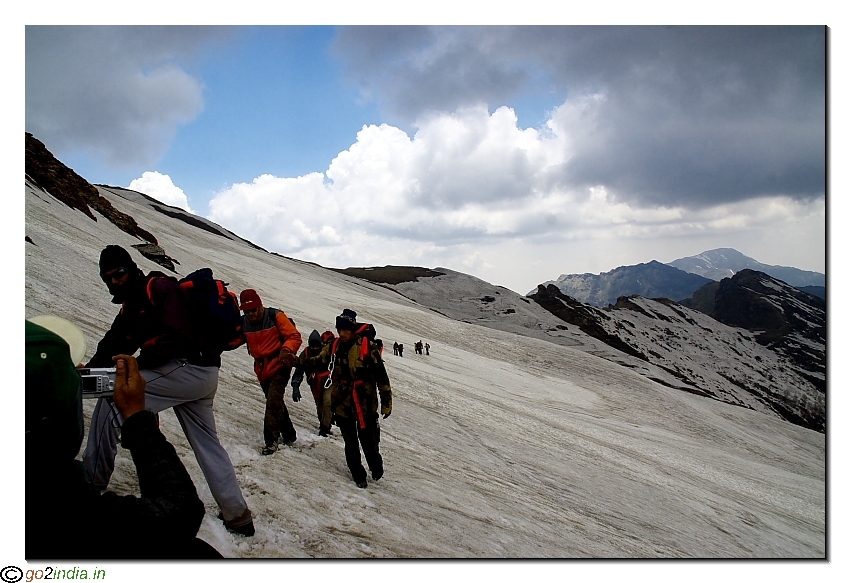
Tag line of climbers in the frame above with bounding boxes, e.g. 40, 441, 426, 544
25, 244, 395, 559
392, 339, 430, 356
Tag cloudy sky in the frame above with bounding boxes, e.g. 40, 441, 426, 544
24, 23, 826, 294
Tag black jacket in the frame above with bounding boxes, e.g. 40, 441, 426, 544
26, 410, 207, 560
88, 272, 219, 369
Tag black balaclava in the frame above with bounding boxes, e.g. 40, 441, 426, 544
98, 245, 141, 302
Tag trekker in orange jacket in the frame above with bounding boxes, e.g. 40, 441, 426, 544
236, 289, 302, 455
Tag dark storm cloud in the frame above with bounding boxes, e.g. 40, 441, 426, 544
26, 26, 229, 167
332, 26, 825, 209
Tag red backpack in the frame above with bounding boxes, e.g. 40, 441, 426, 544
147, 268, 244, 355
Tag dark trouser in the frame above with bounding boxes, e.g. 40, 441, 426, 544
336, 413, 383, 483
261, 369, 296, 445
310, 382, 332, 434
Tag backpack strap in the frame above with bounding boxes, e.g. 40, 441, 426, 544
145, 275, 165, 306
355, 324, 374, 361
351, 379, 367, 429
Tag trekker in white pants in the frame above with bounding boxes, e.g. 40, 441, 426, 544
83, 245, 254, 536
84, 360, 252, 533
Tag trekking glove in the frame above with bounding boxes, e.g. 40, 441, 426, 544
292, 385, 301, 402
380, 392, 392, 418
279, 348, 298, 368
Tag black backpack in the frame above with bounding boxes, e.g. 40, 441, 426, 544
147, 268, 244, 355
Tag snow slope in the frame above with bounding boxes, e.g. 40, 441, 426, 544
24, 180, 825, 560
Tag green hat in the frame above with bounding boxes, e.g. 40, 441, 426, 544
26, 320, 84, 460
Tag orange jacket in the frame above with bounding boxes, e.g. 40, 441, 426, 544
241, 307, 302, 383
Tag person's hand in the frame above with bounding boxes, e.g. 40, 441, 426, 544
380, 393, 392, 419
279, 348, 298, 368
112, 354, 146, 419
292, 385, 301, 402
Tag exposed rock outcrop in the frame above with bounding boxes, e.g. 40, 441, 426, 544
25, 133, 158, 245
131, 243, 179, 273
330, 266, 446, 285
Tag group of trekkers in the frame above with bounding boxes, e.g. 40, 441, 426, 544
59, 244, 393, 543
240, 292, 392, 493
393, 339, 430, 356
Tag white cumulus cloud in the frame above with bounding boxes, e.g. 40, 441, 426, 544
128, 171, 195, 213
206, 101, 825, 294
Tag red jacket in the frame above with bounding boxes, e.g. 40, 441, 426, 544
240, 307, 302, 383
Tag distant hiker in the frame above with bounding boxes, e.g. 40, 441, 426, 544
393, 341, 399, 356
291, 329, 335, 436
398, 343, 404, 357
235, 289, 302, 455
298, 309, 393, 488
425, 342, 430, 355
415, 340, 423, 355
26, 319, 221, 559
83, 245, 255, 537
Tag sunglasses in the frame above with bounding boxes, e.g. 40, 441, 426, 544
101, 267, 128, 283
243, 307, 260, 314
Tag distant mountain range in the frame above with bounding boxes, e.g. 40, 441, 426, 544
539, 261, 714, 307
540, 248, 824, 307
668, 248, 825, 287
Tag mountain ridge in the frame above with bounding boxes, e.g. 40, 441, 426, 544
538, 260, 714, 308
538, 249, 824, 309
682, 269, 826, 392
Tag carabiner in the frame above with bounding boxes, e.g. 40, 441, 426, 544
324, 354, 335, 390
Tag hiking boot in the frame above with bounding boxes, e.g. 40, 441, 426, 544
261, 442, 278, 455
356, 480, 368, 489
218, 511, 255, 537
227, 520, 255, 537
372, 468, 384, 481
283, 437, 296, 446
318, 427, 331, 437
